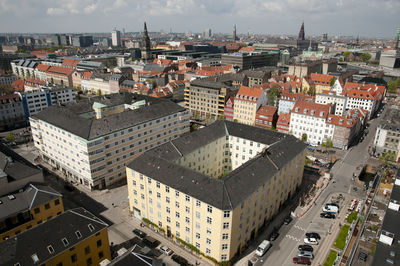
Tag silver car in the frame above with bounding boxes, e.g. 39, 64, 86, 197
297, 251, 314, 259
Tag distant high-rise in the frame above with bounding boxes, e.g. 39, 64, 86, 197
203, 28, 212, 39
141, 22, 152, 62
395, 27, 400, 50
112, 29, 121, 47
298, 22, 305, 40
233, 24, 237, 41
321, 33, 328, 41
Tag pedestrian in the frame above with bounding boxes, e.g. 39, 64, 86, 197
112, 203, 115, 207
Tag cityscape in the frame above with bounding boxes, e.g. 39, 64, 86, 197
0, 2, 400, 266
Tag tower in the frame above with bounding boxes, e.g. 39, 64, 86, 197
233, 24, 237, 41
141, 22, 152, 62
395, 27, 400, 50
112, 29, 121, 47
298, 22, 305, 40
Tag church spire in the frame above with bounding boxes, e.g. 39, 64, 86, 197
298, 22, 305, 41
141, 21, 152, 62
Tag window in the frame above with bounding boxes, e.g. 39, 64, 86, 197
206, 248, 211, 255
185, 206, 190, 213
222, 244, 228, 250
167, 217, 171, 223
156, 181, 160, 188
223, 222, 229, 229
221, 254, 227, 261
54, 199, 60, 205
175, 191, 179, 197
97, 239, 102, 247
166, 197, 170, 203
196, 233, 200, 239
207, 205, 213, 213
176, 212, 180, 218
157, 192, 161, 198
62, 237, 69, 246
98, 251, 104, 259
185, 195, 190, 202
47, 245, 55, 254
185, 217, 190, 223
224, 210, 230, 218
45, 203, 50, 209
71, 254, 77, 263
196, 200, 201, 207
206, 238, 211, 245
166, 186, 170, 193
166, 207, 170, 213
175, 201, 180, 208
87, 257, 92, 266
34, 207, 40, 214
85, 246, 90, 254
222, 233, 229, 240
186, 227, 190, 233
147, 177, 152, 184
207, 228, 212, 235
176, 222, 180, 228
207, 217, 212, 224
75, 231, 82, 239
196, 211, 200, 219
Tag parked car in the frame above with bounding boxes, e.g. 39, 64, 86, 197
297, 251, 314, 259
326, 203, 339, 209
293, 256, 311, 265
303, 238, 318, 245
255, 240, 271, 256
322, 205, 339, 213
159, 245, 173, 256
320, 212, 336, 219
283, 216, 293, 225
305, 232, 321, 240
64, 183, 75, 191
171, 254, 189, 266
132, 229, 146, 239
298, 245, 314, 252
143, 236, 160, 248
358, 251, 368, 262
269, 231, 279, 241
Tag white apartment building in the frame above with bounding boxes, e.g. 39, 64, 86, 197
11, 59, 38, 79
289, 101, 334, 146
315, 92, 347, 115
30, 93, 190, 189
346, 89, 377, 119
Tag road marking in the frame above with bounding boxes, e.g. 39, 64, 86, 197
285, 235, 301, 242
294, 225, 307, 232
348, 185, 352, 194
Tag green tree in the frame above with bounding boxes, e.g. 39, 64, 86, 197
322, 137, 333, 148
301, 133, 308, 142
307, 87, 316, 96
97, 89, 102, 96
361, 53, 371, 62
342, 51, 351, 58
269, 84, 280, 106
6, 132, 15, 142
387, 77, 400, 94
329, 78, 336, 86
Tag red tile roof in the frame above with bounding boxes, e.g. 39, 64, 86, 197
326, 109, 366, 128
26, 78, 46, 86
82, 72, 93, 80
47, 66, 74, 76
346, 89, 375, 100
292, 101, 331, 118
62, 59, 80, 66
235, 86, 263, 102
12, 79, 25, 91
310, 73, 334, 85
256, 105, 277, 118
35, 64, 51, 72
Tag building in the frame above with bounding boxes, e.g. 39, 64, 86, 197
221, 52, 279, 70
30, 93, 190, 189
276, 113, 291, 133
289, 101, 333, 146
345, 89, 377, 119
315, 91, 347, 115
255, 105, 278, 129
278, 91, 307, 115
224, 97, 234, 121
72, 35, 93, 47
233, 24, 237, 41
372, 170, 400, 265
185, 78, 233, 119
0, 143, 44, 196
233, 86, 266, 125
0, 94, 26, 131
373, 108, 400, 162
241, 69, 271, 87
112, 29, 122, 47
310, 73, 334, 93
0, 207, 111, 266
11, 59, 38, 79
126, 120, 306, 263
141, 23, 153, 62
0, 74, 17, 85
379, 28, 400, 69
45, 66, 74, 87
0, 183, 63, 242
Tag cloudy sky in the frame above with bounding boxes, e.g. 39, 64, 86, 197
0, 0, 398, 38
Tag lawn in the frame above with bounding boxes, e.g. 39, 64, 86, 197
334, 224, 350, 250
324, 250, 338, 266
347, 212, 358, 223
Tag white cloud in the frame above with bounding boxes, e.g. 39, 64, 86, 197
46, 7, 67, 15
84, 4, 97, 14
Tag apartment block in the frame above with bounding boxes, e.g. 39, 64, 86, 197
315, 91, 347, 115
233, 86, 266, 125
221, 52, 278, 70
127, 121, 306, 263
11, 59, 38, 79
310, 73, 334, 94
0, 183, 64, 242
373, 108, 400, 162
0, 94, 26, 131
0, 74, 17, 85
30, 93, 190, 189
0, 208, 110, 266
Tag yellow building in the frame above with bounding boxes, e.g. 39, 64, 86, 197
0, 183, 64, 242
0, 207, 111, 266
127, 121, 306, 263
233, 86, 266, 125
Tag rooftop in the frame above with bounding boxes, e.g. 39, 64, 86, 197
127, 120, 305, 210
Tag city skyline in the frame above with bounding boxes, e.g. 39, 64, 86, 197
0, 0, 398, 38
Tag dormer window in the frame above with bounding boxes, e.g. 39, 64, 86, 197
311, 110, 315, 115
320, 111, 325, 116
339, 119, 343, 124
88, 224, 95, 232
47, 245, 55, 254
328, 117, 332, 122
61, 238, 69, 247
303, 108, 308, 114
75, 231, 82, 239
295, 107, 299, 112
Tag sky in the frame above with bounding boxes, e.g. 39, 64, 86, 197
0, 0, 398, 38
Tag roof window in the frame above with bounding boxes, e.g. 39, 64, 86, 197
8, 195, 15, 200
31, 254, 39, 263
47, 245, 55, 254
88, 224, 95, 232
61, 237, 69, 247
75, 231, 82, 239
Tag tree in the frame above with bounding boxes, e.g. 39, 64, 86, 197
301, 133, 308, 142
307, 87, 316, 96
329, 78, 336, 86
6, 132, 15, 142
269, 84, 280, 107
322, 137, 333, 148
342, 51, 351, 58
339, 57, 344, 62
97, 89, 102, 96
361, 53, 371, 62
387, 78, 400, 94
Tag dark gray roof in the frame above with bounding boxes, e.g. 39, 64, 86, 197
33, 92, 186, 140
0, 143, 42, 184
121, 80, 135, 87
241, 69, 269, 79
378, 108, 400, 132
190, 78, 229, 90
143, 63, 164, 72
127, 121, 305, 210
0, 183, 62, 220
0, 208, 108, 266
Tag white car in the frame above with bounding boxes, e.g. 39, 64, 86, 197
304, 238, 319, 245
322, 205, 339, 213
159, 246, 173, 256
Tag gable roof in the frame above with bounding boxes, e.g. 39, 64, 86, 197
46, 66, 74, 76
35, 64, 51, 72
310, 73, 334, 85
292, 101, 331, 118
235, 86, 263, 102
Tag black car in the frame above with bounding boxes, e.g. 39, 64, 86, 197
132, 229, 146, 239
320, 212, 335, 219
305, 233, 321, 240
172, 254, 189, 266
64, 183, 75, 191
284, 216, 293, 225
270, 231, 279, 241
358, 251, 367, 262
298, 245, 314, 252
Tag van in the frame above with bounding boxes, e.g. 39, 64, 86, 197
322, 205, 339, 213
255, 240, 271, 256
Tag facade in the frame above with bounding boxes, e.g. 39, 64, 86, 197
345, 89, 377, 119
255, 105, 278, 129
373, 108, 400, 162
112, 30, 122, 47
126, 121, 306, 263
315, 91, 347, 115
241, 69, 270, 87
233, 86, 266, 125
11, 59, 38, 79
185, 78, 232, 119
221, 52, 279, 70
0, 207, 111, 266
289, 101, 333, 146
288, 61, 322, 77
278, 91, 307, 115
310, 73, 334, 94
30, 93, 190, 189
276, 113, 291, 133
0, 94, 26, 131
0, 74, 17, 85
45, 66, 74, 87
0, 183, 64, 242
224, 97, 234, 121
72, 35, 93, 47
